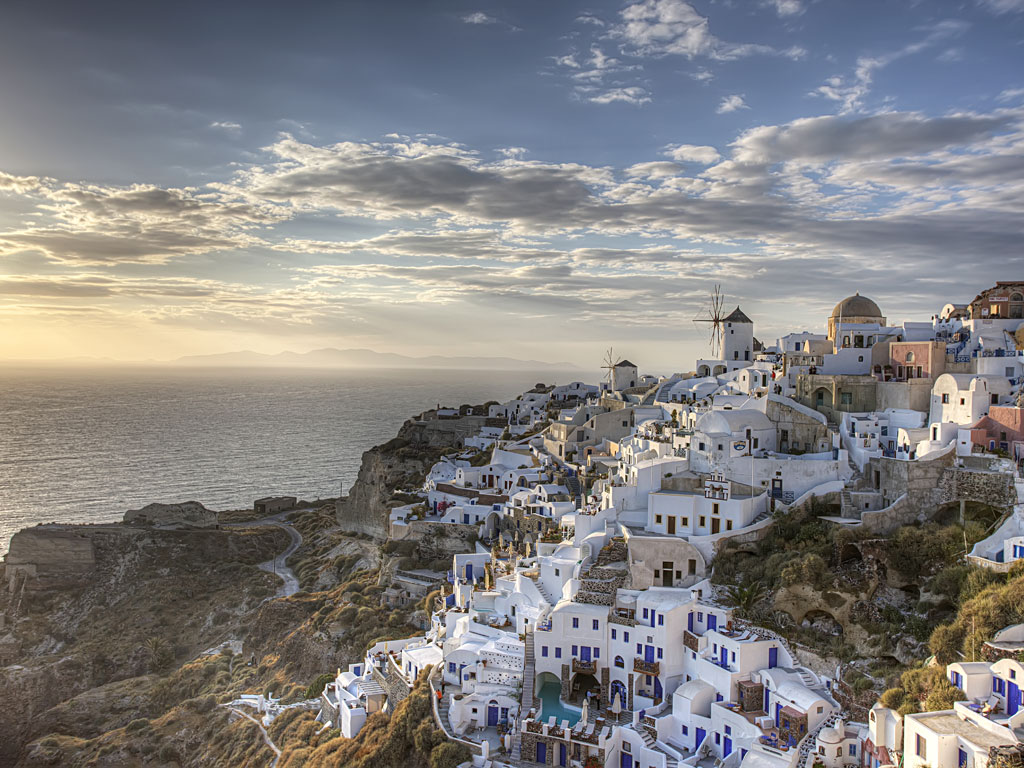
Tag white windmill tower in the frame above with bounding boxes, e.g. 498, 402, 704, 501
601, 347, 622, 392
693, 284, 727, 360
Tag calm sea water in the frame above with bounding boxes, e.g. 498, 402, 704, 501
0, 366, 579, 556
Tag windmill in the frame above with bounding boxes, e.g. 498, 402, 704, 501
602, 347, 622, 389
693, 284, 727, 359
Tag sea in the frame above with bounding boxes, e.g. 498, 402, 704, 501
0, 366, 581, 556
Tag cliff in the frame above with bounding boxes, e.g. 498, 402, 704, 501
337, 412, 494, 538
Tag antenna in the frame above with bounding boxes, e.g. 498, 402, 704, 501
601, 347, 622, 389
693, 284, 727, 359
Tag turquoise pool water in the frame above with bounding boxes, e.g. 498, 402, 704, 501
537, 681, 582, 725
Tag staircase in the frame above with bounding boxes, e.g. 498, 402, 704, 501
438, 691, 453, 734
565, 475, 583, 499
840, 488, 856, 519
512, 631, 536, 761
632, 722, 679, 768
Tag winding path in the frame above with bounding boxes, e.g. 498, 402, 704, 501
227, 706, 282, 767
225, 511, 304, 599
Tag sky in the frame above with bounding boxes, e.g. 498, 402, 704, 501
1, 0, 1023, 372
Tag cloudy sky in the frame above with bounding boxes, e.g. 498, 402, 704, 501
1, 0, 1023, 370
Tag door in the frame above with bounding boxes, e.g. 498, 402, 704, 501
654, 676, 663, 699
537, 743, 546, 763
487, 706, 499, 726
560, 744, 567, 767
768, 647, 778, 668
720, 646, 728, 668
620, 754, 633, 768
724, 737, 733, 756
695, 728, 706, 751
711, 517, 720, 535
667, 516, 676, 535
465, 562, 473, 581
958, 748, 968, 768
463, 514, 469, 524
775, 703, 781, 727
581, 646, 591, 663
645, 645, 655, 663
764, 688, 770, 713
1010, 682, 1020, 716
688, 612, 694, 632
771, 478, 783, 499
708, 614, 717, 632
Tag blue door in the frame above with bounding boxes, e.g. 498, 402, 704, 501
708, 614, 717, 631
654, 676, 663, 699
465, 562, 473, 581
621, 754, 633, 768
1011, 682, 1021, 716
560, 744, 567, 767
581, 646, 592, 662
958, 748, 968, 768
724, 737, 733, 756
463, 513, 470, 524
688, 612, 694, 632
696, 728, 706, 750
768, 647, 778, 668
487, 706, 498, 726
537, 743, 546, 763
645, 645, 655, 663
764, 688, 770, 712
720, 646, 728, 668
775, 703, 782, 727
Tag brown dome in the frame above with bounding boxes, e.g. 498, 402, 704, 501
832, 292, 882, 318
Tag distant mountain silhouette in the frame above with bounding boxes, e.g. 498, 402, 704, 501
171, 347, 580, 371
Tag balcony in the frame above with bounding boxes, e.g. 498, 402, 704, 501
572, 658, 597, 675
633, 658, 660, 676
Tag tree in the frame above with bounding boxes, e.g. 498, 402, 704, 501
724, 581, 769, 617
143, 636, 173, 673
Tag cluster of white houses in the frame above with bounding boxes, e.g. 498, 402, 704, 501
318, 282, 1024, 768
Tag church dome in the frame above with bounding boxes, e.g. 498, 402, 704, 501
832, 292, 882, 319
817, 727, 841, 744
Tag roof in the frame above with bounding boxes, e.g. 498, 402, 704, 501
696, 408, 773, 436
831, 292, 883, 319
615, 360, 637, 368
676, 679, 716, 700
724, 306, 752, 323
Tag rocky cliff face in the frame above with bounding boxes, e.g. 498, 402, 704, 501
337, 414, 487, 538
123, 500, 217, 529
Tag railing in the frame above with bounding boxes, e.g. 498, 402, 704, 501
572, 658, 597, 674
634, 658, 660, 675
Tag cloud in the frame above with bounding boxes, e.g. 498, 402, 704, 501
0, 172, 45, 194
613, 0, 805, 60
664, 144, 721, 164
210, 121, 242, 132
998, 88, 1024, 103
976, 0, 1024, 13
462, 12, 498, 24
588, 87, 652, 105
765, 0, 804, 16
717, 94, 749, 113
813, 20, 970, 113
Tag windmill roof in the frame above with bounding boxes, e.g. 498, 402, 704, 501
724, 307, 752, 323
615, 360, 637, 368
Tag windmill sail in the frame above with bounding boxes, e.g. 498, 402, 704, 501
693, 285, 727, 358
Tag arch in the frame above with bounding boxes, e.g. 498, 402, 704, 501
609, 680, 627, 707
712, 365, 726, 376
905, 352, 915, 363
570, 672, 599, 702
697, 365, 710, 377
1011, 293, 1023, 302
614, 655, 625, 668
813, 388, 829, 407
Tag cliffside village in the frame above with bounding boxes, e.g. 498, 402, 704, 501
317, 282, 1024, 768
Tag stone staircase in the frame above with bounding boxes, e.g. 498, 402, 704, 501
565, 475, 583, 499
438, 691, 453, 734
633, 721, 679, 768
840, 488, 856, 519
798, 712, 839, 766
512, 632, 536, 761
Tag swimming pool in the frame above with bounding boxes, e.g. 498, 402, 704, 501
537, 681, 583, 725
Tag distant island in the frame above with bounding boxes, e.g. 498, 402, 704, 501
170, 347, 581, 371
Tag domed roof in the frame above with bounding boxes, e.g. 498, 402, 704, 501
817, 727, 841, 744
832, 292, 882, 319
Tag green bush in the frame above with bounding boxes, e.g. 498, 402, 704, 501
305, 673, 335, 699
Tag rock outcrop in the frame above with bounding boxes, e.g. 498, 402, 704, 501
124, 500, 217, 529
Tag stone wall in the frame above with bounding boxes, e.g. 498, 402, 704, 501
939, 467, 1015, 508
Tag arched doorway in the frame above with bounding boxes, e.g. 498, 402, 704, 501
570, 672, 599, 703
609, 680, 626, 707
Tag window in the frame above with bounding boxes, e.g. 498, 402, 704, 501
624, 631, 629, 643
615, 656, 624, 668
542, 646, 548, 657
448, 662, 456, 673
712, 502, 720, 515
698, 612, 703, 621
658, 615, 664, 626
916, 734, 926, 759
682, 725, 688, 736
572, 617, 579, 629
593, 619, 599, 631
594, 647, 600, 658
960, 398, 966, 406
699, 516, 706, 527
643, 608, 649, 619
840, 392, 853, 406
655, 514, 662, 524
555, 647, 562, 659
637, 643, 642, 654
611, 629, 617, 640
993, 394, 1000, 405
572, 645, 578, 656
682, 517, 688, 527
654, 569, 660, 578
906, 352, 915, 363
849, 745, 856, 756
657, 648, 663, 659
942, 393, 950, 404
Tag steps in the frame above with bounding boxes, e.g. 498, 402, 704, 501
631, 723, 678, 768
512, 631, 536, 761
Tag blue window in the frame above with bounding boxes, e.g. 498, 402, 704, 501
681, 725, 688, 735
849, 745, 856, 756
715, 733, 721, 745
725, 725, 731, 735
612, 629, 617, 640
594, 647, 600, 658
572, 617, 579, 629
593, 619, 600, 631
637, 643, 642, 654
448, 662, 456, 673
542, 646, 549, 657
624, 631, 630, 643
1013, 669, 1017, 680
657, 648, 663, 659
572, 645, 578, 656
731, 652, 736, 663
698, 612, 703, 621
643, 608, 649, 619
658, 614, 664, 626
555, 647, 562, 659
